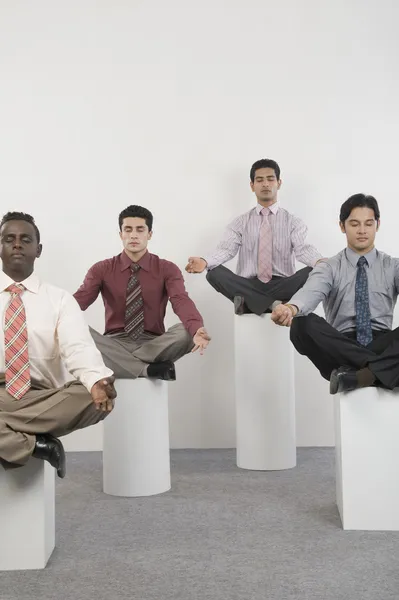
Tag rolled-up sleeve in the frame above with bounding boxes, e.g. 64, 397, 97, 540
57, 292, 113, 392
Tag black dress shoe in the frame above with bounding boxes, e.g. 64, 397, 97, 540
330, 367, 358, 395
147, 360, 176, 381
234, 296, 248, 315
33, 434, 66, 478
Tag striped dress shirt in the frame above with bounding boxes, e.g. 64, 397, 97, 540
204, 203, 322, 278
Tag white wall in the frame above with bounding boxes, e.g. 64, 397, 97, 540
1, 0, 398, 449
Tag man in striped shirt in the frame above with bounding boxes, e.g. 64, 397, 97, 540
186, 159, 323, 315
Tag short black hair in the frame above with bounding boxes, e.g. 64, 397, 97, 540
339, 194, 380, 223
0, 211, 41, 243
250, 159, 281, 183
118, 205, 153, 231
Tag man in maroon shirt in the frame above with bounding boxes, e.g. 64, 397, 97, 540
74, 205, 210, 381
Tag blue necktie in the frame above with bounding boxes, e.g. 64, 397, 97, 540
355, 256, 373, 346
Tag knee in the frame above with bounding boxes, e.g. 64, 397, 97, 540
98, 411, 110, 423
206, 265, 224, 284
296, 267, 312, 284
182, 327, 195, 351
169, 323, 193, 347
180, 325, 195, 352
290, 314, 314, 342
206, 268, 215, 283
290, 318, 308, 353
290, 317, 301, 342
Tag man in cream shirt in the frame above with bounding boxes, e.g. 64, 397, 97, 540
0, 211, 116, 478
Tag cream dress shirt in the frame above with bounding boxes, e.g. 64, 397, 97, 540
0, 271, 113, 392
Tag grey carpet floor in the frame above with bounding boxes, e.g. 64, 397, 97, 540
1, 448, 399, 600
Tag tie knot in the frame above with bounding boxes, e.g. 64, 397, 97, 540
131, 263, 140, 273
357, 256, 368, 268
261, 207, 271, 216
6, 283, 25, 295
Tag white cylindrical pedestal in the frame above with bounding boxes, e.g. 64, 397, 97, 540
235, 313, 296, 470
335, 387, 399, 530
0, 459, 55, 570
103, 379, 171, 497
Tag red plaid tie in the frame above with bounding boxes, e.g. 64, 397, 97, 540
125, 264, 144, 340
4, 283, 31, 399
257, 207, 273, 283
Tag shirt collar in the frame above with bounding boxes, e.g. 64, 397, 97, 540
255, 202, 279, 215
120, 250, 151, 272
0, 271, 40, 294
345, 246, 377, 268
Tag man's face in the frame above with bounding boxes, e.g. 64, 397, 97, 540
250, 167, 281, 203
340, 206, 379, 252
119, 217, 152, 254
0, 220, 42, 272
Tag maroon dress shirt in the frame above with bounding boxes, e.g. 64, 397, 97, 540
74, 251, 204, 338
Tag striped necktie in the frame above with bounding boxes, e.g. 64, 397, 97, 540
257, 207, 273, 283
125, 264, 145, 339
355, 256, 373, 346
4, 283, 31, 399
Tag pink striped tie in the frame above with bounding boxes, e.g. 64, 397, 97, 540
257, 207, 273, 283
4, 283, 31, 399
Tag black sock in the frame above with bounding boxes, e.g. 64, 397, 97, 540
356, 367, 376, 388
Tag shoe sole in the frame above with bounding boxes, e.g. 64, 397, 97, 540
329, 370, 339, 395
234, 297, 245, 315
55, 442, 66, 479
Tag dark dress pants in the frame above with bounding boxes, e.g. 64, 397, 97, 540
290, 313, 399, 389
206, 265, 312, 314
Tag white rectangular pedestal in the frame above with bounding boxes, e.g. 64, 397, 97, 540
334, 387, 399, 530
235, 314, 296, 470
0, 458, 55, 570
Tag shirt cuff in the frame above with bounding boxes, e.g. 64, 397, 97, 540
312, 255, 325, 267
288, 295, 305, 316
202, 255, 217, 270
187, 320, 204, 338
81, 367, 114, 393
